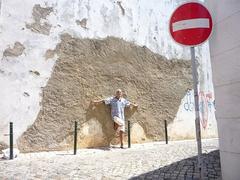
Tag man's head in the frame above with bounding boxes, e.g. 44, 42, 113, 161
115, 89, 123, 99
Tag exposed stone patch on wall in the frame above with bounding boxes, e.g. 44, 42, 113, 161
26, 22, 51, 35
76, 18, 88, 29
131, 123, 148, 143
26, 4, 53, 35
0, 141, 8, 152
79, 119, 109, 147
32, 4, 53, 20
17, 35, 192, 152
3, 42, 25, 57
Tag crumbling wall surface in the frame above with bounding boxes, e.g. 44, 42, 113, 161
25, 4, 53, 35
3, 42, 25, 57
17, 35, 192, 152
0, 141, 8, 152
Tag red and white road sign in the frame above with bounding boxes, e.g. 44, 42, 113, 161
169, 2, 213, 46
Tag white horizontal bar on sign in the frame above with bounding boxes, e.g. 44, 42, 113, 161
172, 18, 210, 32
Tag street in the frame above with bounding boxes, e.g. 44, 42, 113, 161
0, 139, 220, 179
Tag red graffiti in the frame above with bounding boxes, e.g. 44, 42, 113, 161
199, 91, 214, 129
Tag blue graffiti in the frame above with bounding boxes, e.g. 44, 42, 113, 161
184, 90, 194, 111
207, 97, 215, 113
199, 100, 205, 114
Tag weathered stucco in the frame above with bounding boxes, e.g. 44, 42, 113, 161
76, 18, 88, 29
17, 35, 192, 152
25, 4, 53, 35
0, 141, 8, 152
3, 42, 25, 57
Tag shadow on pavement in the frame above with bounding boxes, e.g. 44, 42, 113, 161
129, 150, 221, 180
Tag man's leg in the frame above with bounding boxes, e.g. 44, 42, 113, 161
114, 122, 118, 131
113, 117, 124, 148
120, 130, 124, 148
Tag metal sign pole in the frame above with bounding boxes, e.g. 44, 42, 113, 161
9, 122, 13, 160
74, 121, 78, 155
128, 120, 131, 148
190, 46, 203, 178
164, 120, 168, 144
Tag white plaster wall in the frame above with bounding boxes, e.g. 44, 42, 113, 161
0, 0, 217, 146
206, 0, 240, 179
169, 89, 217, 140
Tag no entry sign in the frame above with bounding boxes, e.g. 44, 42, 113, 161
169, 2, 212, 46
169, 2, 213, 176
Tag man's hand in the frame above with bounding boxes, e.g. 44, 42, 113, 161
131, 102, 138, 108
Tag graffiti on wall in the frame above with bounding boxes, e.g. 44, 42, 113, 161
199, 91, 215, 129
183, 89, 215, 129
184, 90, 194, 112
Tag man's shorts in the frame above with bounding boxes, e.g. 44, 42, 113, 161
113, 116, 125, 132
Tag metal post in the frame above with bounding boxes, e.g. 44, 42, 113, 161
128, 120, 131, 148
73, 121, 78, 155
190, 47, 202, 177
9, 122, 13, 160
164, 120, 168, 144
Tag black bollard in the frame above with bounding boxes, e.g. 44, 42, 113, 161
9, 122, 13, 159
128, 120, 131, 148
73, 121, 78, 155
164, 120, 168, 144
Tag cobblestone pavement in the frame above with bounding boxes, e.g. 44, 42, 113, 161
0, 139, 220, 180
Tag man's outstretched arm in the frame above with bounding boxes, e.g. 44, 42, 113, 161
91, 99, 105, 106
126, 101, 138, 108
130, 102, 138, 108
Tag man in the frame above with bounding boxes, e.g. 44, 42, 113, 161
91, 89, 138, 148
